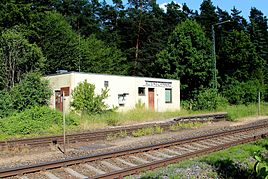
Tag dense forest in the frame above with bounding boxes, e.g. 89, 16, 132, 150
0, 0, 268, 106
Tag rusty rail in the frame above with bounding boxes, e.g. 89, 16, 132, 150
0, 119, 267, 178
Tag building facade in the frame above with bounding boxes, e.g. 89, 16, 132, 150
45, 72, 180, 112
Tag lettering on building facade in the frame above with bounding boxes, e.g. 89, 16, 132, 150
145, 80, 172, 88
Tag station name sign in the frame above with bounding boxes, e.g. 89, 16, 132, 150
145, 80, 172, 88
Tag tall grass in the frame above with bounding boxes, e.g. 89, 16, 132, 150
69, 103, 267, 131
223, 103, 268, 121
1, 103, 266, 140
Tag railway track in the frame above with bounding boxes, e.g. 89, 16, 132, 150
1, 119, 267, 179
0, 112, 227, 150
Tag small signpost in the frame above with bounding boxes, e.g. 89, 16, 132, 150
62, 91, 66, 154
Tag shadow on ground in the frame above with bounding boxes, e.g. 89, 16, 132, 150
207, 159, 259, 179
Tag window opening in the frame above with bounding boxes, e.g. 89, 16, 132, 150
138, 87, 145, 96
165, 89, 172, 103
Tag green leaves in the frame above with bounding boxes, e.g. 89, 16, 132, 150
253, 151, 268, 178
11, 73, 52, 112
156, 20, 212, 99
0, 27, 46, 90
79, 35, 128, 75
71, 80, 109, 114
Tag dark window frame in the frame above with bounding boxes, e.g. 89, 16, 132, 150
165, 88, 172, 103
104, 81, 109, 88
138, 87, 146, 96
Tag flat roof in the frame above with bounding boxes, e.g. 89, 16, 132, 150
45, 71, 180, 81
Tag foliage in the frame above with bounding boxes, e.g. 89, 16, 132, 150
71, 80, 109, 114
11, 73, 52, 111
132, 125, 163, 137
192, 88, 228, 110
0, 27, 45, 90
156, 19, 212, 99
135, 99, 145, 109
218, 30, 265, 83
169, 122, 204, 131
34, 11, 79, 73
222, 79, 265, 104
0, 0, 268, 107
0, 90, 14, 118
0, 106, 77, 136
79, 35, 128, 75
254, 151, 268, 178
225, 104, 263, 121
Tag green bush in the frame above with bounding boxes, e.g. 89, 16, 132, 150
0, 90, 14, 118
192, 88, 228, 110
71, 80, 109, 114
11, 73, 52, 111
0, 106, 77, 135
222, 79, 264, 105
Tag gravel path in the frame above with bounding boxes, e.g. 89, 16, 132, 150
0, 116, 267, 170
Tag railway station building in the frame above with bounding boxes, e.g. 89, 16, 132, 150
45, 72, 180, 112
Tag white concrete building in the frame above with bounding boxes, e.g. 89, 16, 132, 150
45, 72, 180, 112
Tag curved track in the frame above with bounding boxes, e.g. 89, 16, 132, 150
1, 118, 267, 179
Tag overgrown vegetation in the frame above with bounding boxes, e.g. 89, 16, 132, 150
0, 106, 77, 139
169, 122, 205, 131
191, 88, 228, 111
0, 1, 267, 140
132, 125, 163, 137
71, 80, 109, 115
0, 72, 51, 118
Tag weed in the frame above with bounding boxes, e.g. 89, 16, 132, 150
132, 126, 164, 137
169, 122, 204, 131
118, 130, 128, 138
132, 129, 145, 137
106, 133, 118, 141
154, 125, 164, 134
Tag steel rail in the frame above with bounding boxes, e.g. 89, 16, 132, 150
0, 119, 266, 178
0, 112, 227, 149
93, 132, 268, 179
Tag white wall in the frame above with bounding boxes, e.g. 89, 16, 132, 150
45, 72, 180, 112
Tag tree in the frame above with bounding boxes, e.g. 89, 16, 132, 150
249, 8, 268, 65
54, 0, 101, 36
0, 90, 13, 118
117, 0, 167, 76
11, 73, 52, 111
218, 30, 265, 83
156, 20, 212, 99
35, 11, 79, 73
197, 0, 218, 38
71, 80, 109, 114
0, 27, 45, 90
79, 34, 128, 75
230, 7, 248, 31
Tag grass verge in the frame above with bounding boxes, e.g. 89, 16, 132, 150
0, 103, 267, 140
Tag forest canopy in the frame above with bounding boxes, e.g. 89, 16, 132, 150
0, 0, 267, 105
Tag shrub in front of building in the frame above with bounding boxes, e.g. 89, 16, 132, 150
71, 80, 109, 115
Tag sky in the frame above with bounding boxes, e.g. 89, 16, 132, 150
158, 0, 268, 20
